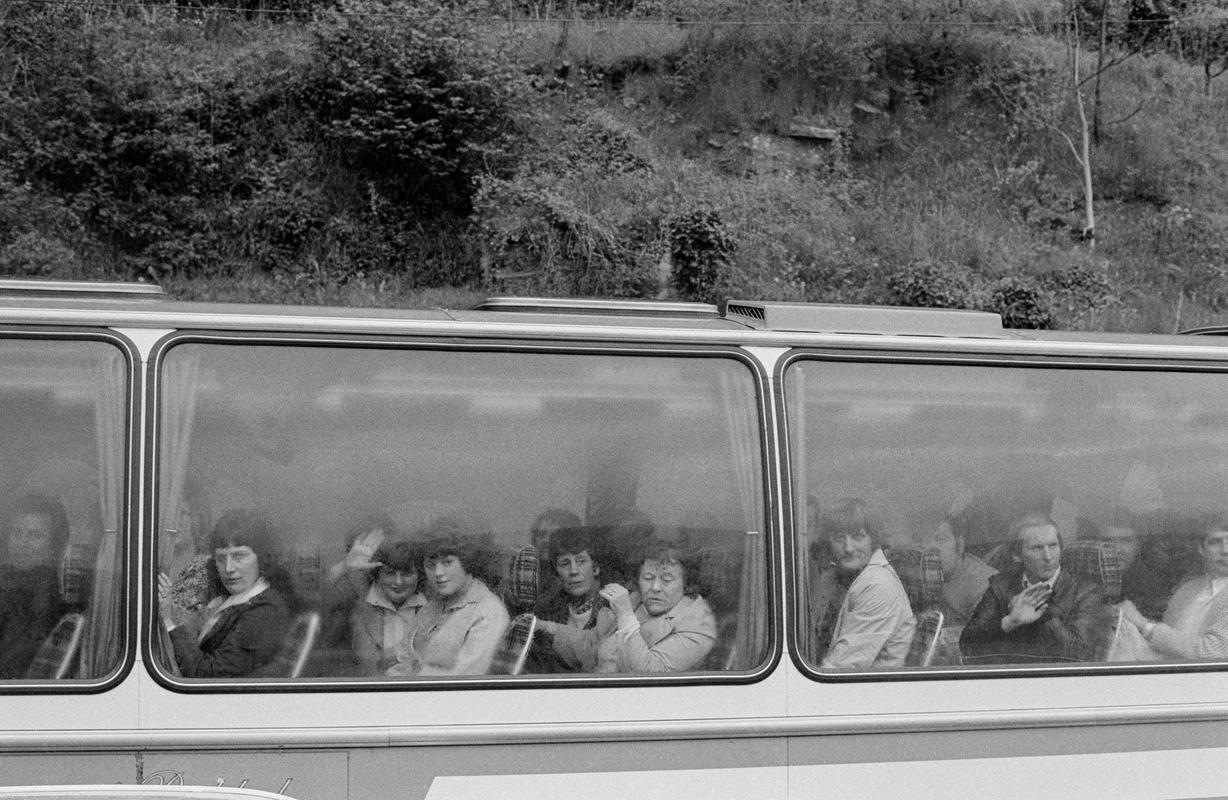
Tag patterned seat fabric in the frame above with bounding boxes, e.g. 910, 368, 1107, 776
906, 609, 945, 667
24, 612, 85, 679
1062, 540, 1123, 600
505, 546, 541, 612
886, 545, 945, 611
488, 613, 537, 676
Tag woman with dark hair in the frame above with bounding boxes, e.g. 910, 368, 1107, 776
159, 508, 289, 678
595, 538, 717, 673
529, 526, 618, 672
0, 494, 72, 677
350, 538, 428, 675
389, 516, 509, 677
809, 497, 914, 669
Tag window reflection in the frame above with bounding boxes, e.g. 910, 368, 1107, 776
788, 359, 1228, 671
155, 343, 769, 680
0, 339, 127, 681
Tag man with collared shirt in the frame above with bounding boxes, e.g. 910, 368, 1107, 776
960, 513, 1105, 664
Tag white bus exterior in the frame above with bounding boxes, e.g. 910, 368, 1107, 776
1, 282, 1227, 799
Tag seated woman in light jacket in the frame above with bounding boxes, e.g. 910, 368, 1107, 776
596, 539, 716, 673
809, 498, 915, 669
389, 517, 509, 677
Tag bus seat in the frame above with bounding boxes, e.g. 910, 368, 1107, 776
886, 546, 945, 612
488, 613, 538, 676
1062, 540, 1123, 601
24, 612, 86, 680
905, 609, 944, 667
260, 610, 322, 679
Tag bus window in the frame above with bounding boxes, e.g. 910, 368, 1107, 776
786, 357, 1228, 674
0, 337, 128, 683
153, 341, 769, 682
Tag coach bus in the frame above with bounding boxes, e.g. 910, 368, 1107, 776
2, 278, 1228, 799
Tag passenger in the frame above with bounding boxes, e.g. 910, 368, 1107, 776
595, 539, 716, 673
390, 517, 509, 676
919, 517, 997, 627
350, 538, 428, 676
1119, 512, 1228, 661
0, 494, 71, 677
809, 498, 915, 669
960, 513, 1105, 664
159, 509, 290, 678
1098, 509, 1168, 620
529, 526, 618, 672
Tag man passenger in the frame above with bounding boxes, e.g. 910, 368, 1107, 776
919, 517, 997, 627
0, 494, 72, 677
960, 513, 1105, 664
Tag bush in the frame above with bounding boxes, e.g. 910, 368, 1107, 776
887, 260, 976, 308
667, 208, 736, 304
986, 276, 1055, 329
295, 0, 526, 217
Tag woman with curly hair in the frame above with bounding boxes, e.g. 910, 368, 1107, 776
389, 516, 509, 677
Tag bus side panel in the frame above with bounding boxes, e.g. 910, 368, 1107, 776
351, 737, 790, 800
138, 751, 348, 797
0, 754, 133, 785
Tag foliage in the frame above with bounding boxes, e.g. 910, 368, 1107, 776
666, 208, 736, 304
295, 0, 526, 216
987, 276, 1057, 329
887, 260, 976, 308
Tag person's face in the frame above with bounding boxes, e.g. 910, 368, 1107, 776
1102, 526, 1141, 571
428, 554, 471, 599
555, 549, 599, 598
1200, 529, 1228, 579
638, 558, 686, 617
1017, 524, 1061, 582
922, 523, 962, 575
376, 566, 419, 607
829, 528, 875, 576
9, 513, 55, 570
214, 545, 260, 595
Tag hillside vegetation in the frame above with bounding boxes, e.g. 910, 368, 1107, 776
2, 0, 1228, 330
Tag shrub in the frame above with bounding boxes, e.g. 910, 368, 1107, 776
667, 208, 736, 304
295, 0, 526, 217
886, 260, 976, 309
986, 276, 1055, 329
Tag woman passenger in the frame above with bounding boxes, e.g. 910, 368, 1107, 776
810, 498, 915, 669
389, 517, 509, 676
530, 526, 618, 672
595, 539, 717, 673
159, 508, 290, 678
350, 538, 428, 676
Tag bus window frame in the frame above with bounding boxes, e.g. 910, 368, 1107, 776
143, 329, 783, 693
779, 346, 1228, 683
0, 326, 139, 696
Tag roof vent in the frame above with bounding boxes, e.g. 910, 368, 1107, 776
0, 278, 165, 299
722, 300, 1004, 337
473, 297, 720, 319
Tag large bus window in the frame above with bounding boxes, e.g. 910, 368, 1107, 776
0, 337, 128, 682
786, 357, 1228, 673
153, 342, 768, 682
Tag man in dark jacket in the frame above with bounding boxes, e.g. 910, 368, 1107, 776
961, 512, 1107, 664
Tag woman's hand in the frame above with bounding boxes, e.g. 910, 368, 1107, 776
598, 583, 637, 627
328, 528, 386, 582
1118, 599, 1149, 631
